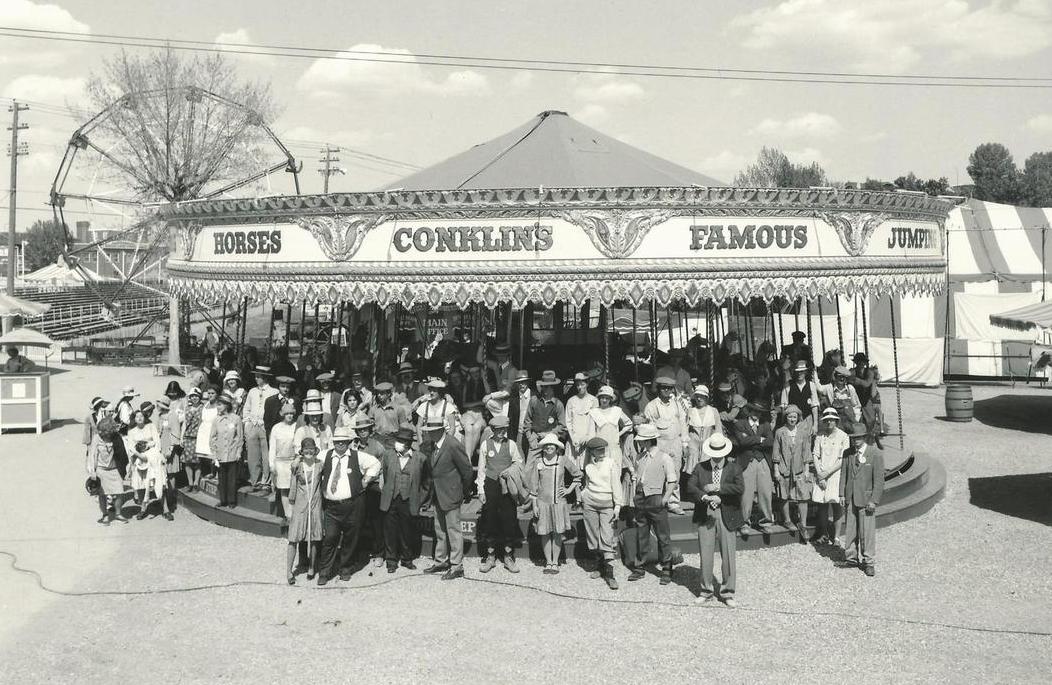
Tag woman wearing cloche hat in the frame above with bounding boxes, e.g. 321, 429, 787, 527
810, 407, 849, 546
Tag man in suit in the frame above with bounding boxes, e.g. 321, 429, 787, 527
732, 400, 775, 531
838, 424, 885, 577
263, 376, 299, 437
380, 426, 426, 573
485, 343, 518, 392
686, 433, 745, 608
316, 427, 382, 585
420, 418, 473, 580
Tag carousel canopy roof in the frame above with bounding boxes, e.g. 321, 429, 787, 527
381, 110, 724, 191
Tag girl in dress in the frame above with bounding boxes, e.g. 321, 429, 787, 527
87, 416, 128, 524
268, 403, 299, 519
685, 385, 722, 475
222, 370, 247, 415
155, 396, 179, 521
528, 433, 581, 574
820, 366, 863, 431
587, 386, 632, 467
181, 387, 203, 492
811, 408, 849, 546
126, 410, 165, 518
772, 404, 813, 538
286, 437, 323, 584
195, 385, 219, 476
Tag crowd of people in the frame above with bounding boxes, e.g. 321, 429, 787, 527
82, 328, 887, 606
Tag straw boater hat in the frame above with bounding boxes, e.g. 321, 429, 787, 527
512, 370, 530, 385
633, 423, 660, 442
223, 370, 240, 383
274, 375, 295, 386
315, 371, 334, 383
253, 365, 271, 376
597, 385, 616, 399
426, 377, 446, 389
821, 407, 840, 422
488, 414, 510, 429
121, 385, 139, 398
333, 427, 355, 442
305, 389, 323, 402
793, 360, 809, 373
421, 418, 446, 433
703, 433, 733, 459
537, 370, 560, 386
395, 426, 416, 443
717, 381, 733, 392
538, 433, 564, 450
494, 343, 511, 356
303, 402, 324, 416
397, 362, 416, 375
654, 376, 677, 387
353, 415, 375, 430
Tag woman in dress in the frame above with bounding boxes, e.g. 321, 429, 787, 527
268, 403, 299, 519
86, 416, 128, 524
181, 387, 203, 491
195, 385, 219, 476
126, 410, 163, 517
820, 365, 862, 430
772, 404, 813, 539
587, 385, 632, 467
295, 404, 334, 454
222, 370, 247, 415
334, 388, 366, 430
685, 385, 722, 475
811, 407, 849, 546
155, 396, 179, 521
527, 433, 581, 574
286, 437, 323, 584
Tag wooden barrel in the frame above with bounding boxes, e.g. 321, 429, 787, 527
945, 384, 973, 422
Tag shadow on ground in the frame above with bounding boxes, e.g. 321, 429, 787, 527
972, 394, 1052, 435
969, 472, 1052, 526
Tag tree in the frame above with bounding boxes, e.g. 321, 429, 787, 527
1021, 151, 1052, 207
891, 172, 950, 196
734, 147, 828, 187
23, 220, 69, 272
967, 143, 1021, 203
860, 178, 892, 191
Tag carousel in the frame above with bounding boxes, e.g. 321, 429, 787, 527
162, 110, 949, 549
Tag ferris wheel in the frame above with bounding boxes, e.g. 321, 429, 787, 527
47, 85, 300, 331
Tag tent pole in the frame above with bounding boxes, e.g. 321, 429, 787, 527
632, 306, 640, 386
835, 295, 845, 356
861, 298, 869, 358
805, 298, 814, 367
817, 298, 827, 358
707, 300, 716, 387
889, 295, 904, 451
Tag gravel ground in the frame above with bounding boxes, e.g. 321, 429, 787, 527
1, 366, 1050, 683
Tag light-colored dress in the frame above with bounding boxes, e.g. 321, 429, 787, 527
87, 439, 125, 496
126, 423, 164, 497
587, 406, 630, 465
294, 423, 333, 455
773, 424, 813, 501
287, 459, 323, 542
685, 404, 722, 473
268, 422, 298, 489
811, 427, 849, 504
529, 453, 581, 535
195, 404, 218, 458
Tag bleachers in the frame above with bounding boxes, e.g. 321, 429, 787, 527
16, 283, 168, 342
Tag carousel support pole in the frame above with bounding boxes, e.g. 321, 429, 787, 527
667, 304, 675, 351
793, 301, 800, 335
600, 302, 610, 384
835, 295, 845, 356
505, 301, 513, 348
219, 301, 228, 343
889, 296, 904, 451
286, 303, 293, 354
632, 306, 640, 385
237, 297, 249, 368
817, 298, 827, 358
518, 304, 527, 371
649, 300, 659, 365
804, 298, 814, 366
776, 304, 783, 351
312, 303, 320, 364
707, 300, 716, 386
167, 295, 181, 365
298, 301, 306, 367
860, 298, 870, 358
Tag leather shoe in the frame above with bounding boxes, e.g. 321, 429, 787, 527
835, 560, 859, 569
423, 563, 450, 574
441, 566, 464, 581
479, 556, 496, 573
339, 572, 352, 581
627, 568, 646, 582
317, 575, 330, 586
387, 564, 397, 574
863, 565, 876, 577
400, 560, 417, 570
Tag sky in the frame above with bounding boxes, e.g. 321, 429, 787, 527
1, 0, 1051, 230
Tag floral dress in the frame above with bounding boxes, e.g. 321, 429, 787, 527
182, 403, 202, 465
529, 453, 582, 535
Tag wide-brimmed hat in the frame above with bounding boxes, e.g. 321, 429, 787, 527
304, 389, 323, 402
121, 385, 139, 397
303, 402, 324, 416
717, 381, 733, 392
397, 362, 416, 375
793, 360, 809, 373
315, 371, 334, 383
421, 418, 446, 432
597, 385, 616, 399
537, 370, 560, 386
584, 436, 608, 450
395, 426, 416, 443
512, 370, 530, 384
703, 434, 733, 459
488, 414, 510, 429
783, 404, 803, 419
156, 396, 171, 410
693, 385, 710, 398
333, 427, 355, 442
538, 433, 564, 450
253, 365, 271, 376
223, 370, 240, 383
821, 407, 840, 422
426, 377, 446, 389
494, 343, 511, 355
633, 424, 660, 442
299, 437, 318, 452
274, 375, 295, 385
353, 415, 375, 430
833, 365, 851, 377
374, 381, 394, 392
847, 422, 869, 438
90, 396, 108, 411
654, 375, 677, 388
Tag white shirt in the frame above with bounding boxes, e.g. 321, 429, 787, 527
324, 447, 382, 500
242, 384, 277, 425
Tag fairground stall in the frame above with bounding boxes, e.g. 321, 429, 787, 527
160, 111, 951, 547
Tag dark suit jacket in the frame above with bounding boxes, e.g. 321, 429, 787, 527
422, 435, 473, 511
263, 393, 300, 435
732, 418, 774, 467
840, 445, 885, 507
380, 447, 427, 513
686, 459, 745, 530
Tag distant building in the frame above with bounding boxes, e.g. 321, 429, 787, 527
68, 220, 167, 283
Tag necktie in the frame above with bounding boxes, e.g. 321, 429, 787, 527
713, 465, 722, 487
330, 455, 342, 495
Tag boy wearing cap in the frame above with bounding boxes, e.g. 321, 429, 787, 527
643, 377, 689, 515
314, 372, 341, 427
475, 415, 525, 573
263, 376, 299, 437
420, 418, 473, 580
242, 366, 277, 490
210, 392, 244, 508
625, 424, 678, 584
380, 426, 426, 573
580, 436, 624, 590
368, 382, 407, 449
565, 372, 598, 468
733, 401, 775, 530
838, 425, 884, 576
686, 433, 745, 607
393, 362, 426, 408
524, 371, 566, 460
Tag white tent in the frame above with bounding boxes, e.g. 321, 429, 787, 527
18, 262, 115, 287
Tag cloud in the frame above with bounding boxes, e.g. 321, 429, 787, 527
1026, 114, 1052, 133
751, 112, 842, 139
509, 72, 534, 92
277, 124, 375, 149
573, 103, 610, 126
699, 150, 750, 179
784, 147, 830, 166
731, 0, 1052, 73
573, 73, 645, 103
214, 28, 272, 63
0, 0, 90, 67
296, 44, 489, 97
2, 74, 87, 105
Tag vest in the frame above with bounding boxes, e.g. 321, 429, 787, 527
529, 398, 560, 433
329, 449, 364, 498
394, 454, 413, 500
460, 378, 486, 409
482, 438, 514, 480
787, 382, 814, 413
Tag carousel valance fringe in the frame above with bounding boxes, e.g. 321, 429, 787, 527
169, 272, 945, 309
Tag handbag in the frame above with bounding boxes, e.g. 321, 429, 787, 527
85, 477, 100, 496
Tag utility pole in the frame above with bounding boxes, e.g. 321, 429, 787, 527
317, 145, 345, 193
4, 100, 28, 333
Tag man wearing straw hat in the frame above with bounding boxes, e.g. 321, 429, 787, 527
420, 417, 473, 580
625, 423, 677, 585
565, 372, 598, 468
686, 433, 744, 607
837, 423, 884, 577
643, 376, 689, 515
317, 427, 381, 585
524, 370, 566, 460
242, 366, 277, 491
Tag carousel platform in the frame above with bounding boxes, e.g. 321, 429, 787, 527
176, 449, 945, 558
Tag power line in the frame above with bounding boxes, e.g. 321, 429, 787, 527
3, 25, 1052, 86
1, 27, 1051, 89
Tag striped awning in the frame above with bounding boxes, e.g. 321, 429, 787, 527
989, 300, 1052, 332
947, 199, 1052, 282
